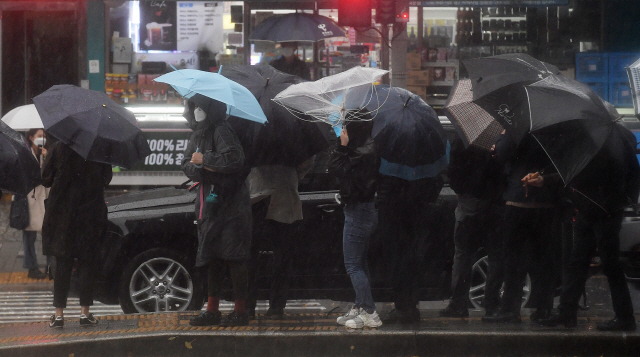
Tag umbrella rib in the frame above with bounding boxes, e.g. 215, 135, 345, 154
530, 133, 566, 186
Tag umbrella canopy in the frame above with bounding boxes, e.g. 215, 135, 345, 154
272, 67, 388, 127
364, 86, 449, 179
0, 121, 41, 194
220, 64, 331, 167
461, 53, 560, 100
249, 13, 345, 43
32, 84, 151, 169
1, 104, 44, 130
570, 122, 640, 216
445, 74, 614, 184
154, 69, 267, 124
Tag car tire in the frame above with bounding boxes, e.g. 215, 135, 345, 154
468, 254, 531, 310
119, 248, 204, 314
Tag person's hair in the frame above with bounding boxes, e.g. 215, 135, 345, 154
343, 110, 373, 149
25, 128, 43, 148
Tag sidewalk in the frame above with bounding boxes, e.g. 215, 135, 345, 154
0, 307, 638, 357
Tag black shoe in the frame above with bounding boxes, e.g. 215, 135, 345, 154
189, 310, 222, 326
264, 307, 285, 320
382, 308, 420, 324
529, 309, 552, 322
49, 315, 64, 328
537, 312, 577, 328
79, 313, 99, 327
221, 311, 249, 327
481, 310, 522, 323
596, 317, 637, 332
28, 268, 47, 279
439, 304, 469, 318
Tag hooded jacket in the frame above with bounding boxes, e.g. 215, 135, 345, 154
328, 137, 379, 204
181, 96, 252, 265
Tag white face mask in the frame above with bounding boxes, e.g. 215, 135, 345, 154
33, 137, 46, 147
194, 107, 207, 122
282, 47, 295, 57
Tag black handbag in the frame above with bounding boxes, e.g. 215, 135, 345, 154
9, 194, 30, 230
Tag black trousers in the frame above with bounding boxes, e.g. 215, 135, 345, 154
53, 257, 95, 308
248, 216, 298, 311
377, 201, 430, 311
558, 211, 634, 319
207, 258, 248, 299
450, 203, 503, 309
500, 205, 559, 313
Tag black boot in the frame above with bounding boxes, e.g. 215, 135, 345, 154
596, 317, 636, 332
481, 309, 521, 323
439, 304, 469, 318
537, 311, 577, 328
189, 310, 221, 326
221, 311, 249, 327
529, 308, 552, 322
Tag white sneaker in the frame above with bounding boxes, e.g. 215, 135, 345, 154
336, 307, 360, 326
345, 310, 383, 329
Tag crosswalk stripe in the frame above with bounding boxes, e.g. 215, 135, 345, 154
0, 290, 325, 324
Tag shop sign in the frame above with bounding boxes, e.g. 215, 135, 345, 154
138, 1, 224, 53
132, 52, 199, 73
409, 0, 568, 6
128, 131, 192, 172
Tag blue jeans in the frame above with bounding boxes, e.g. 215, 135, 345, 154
343, 201, 378, 312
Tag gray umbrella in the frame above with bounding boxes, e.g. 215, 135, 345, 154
249, 13, 345, 43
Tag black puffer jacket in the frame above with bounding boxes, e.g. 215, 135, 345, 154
328, 137, 379, 204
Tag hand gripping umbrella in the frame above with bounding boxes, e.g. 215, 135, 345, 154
249, 13, 345, 43
0, 120, 41, 194
365, 86, 449, 181
32, 85, 151, 169
220, 64, 331, 167
154, 69, 267, 124
272, 67, 388, 128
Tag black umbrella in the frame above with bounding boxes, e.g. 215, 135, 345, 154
461, 53, 560, 100
570, 122, 640, 216
32, 85, 151, 169
363, 86, 448, 180
0, 121, 41, 195
446, 74, 613, 184
249, 13, 345, 43
220, 64, 331, 167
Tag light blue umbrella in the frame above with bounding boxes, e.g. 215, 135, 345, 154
154, 69, 267, 124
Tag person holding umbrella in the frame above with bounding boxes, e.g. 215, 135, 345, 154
42, 138, 113, 328
182, 96, 252, 327
269, 42, 311, 81
21, 128, 49, 280
328, 111, 382, 329
539, 123, 640, 331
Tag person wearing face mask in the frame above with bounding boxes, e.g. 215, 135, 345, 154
269, 42, 311, 80
21, 128, 50, 279
181, 96, 252, 327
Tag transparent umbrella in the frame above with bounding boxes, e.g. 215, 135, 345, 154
272, 67, 388, 128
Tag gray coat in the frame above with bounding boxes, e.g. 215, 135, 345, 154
181, 100, 251, 266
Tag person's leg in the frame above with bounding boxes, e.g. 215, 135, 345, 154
51, 256, 73, 327
596, 213, 635, 326
268, 220, 295, 312
528, 208, 559, 318
223, 259, 249, 326
247, 198, 269, 316
190, 260, 225, 326
483, 206, 505, 315
446, 213, 483, 314
343, 202, 378, 313
23, 231, 45, 279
